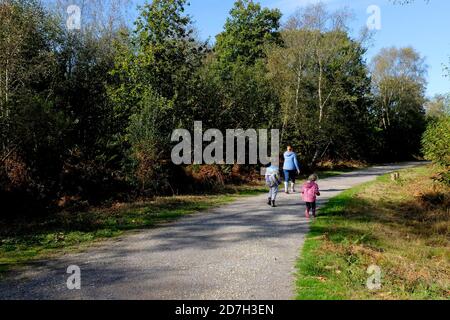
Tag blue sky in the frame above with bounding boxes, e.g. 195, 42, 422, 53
130, 0, 450, 97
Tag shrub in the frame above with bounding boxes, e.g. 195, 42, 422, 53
422, 116, 450, 167
127, 91, 173, 192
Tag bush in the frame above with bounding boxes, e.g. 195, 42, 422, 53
127, 91, 173, 193
422, 116, 450, 167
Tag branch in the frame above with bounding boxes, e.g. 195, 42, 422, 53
0, 146, 18, 164
1, 150, 13, 164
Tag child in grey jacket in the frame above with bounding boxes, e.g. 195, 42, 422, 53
265, 165, 282, 207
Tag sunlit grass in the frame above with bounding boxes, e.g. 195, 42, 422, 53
296, 165, 449, 300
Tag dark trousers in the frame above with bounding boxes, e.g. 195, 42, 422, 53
283, 170, 297, 183
306, 202, 317, 213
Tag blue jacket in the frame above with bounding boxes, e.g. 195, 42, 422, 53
283, 152, 300, 171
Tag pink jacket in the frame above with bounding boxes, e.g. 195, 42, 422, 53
302, 181, 320, 203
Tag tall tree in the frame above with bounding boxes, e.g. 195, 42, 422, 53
0, 0, 58, 150
371, 47, 428, 159
108, 0, 207, 190
208, 0, 282, 130
109, 0, 206, 124
425, 94, 450, 119
268, 4, 372, 166
215, 0, 282, 68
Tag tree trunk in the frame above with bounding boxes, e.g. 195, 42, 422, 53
5, 59, 8, 104
318, 58, 324, 124
311, 52, 325, 168
4, 57, 10, 148
295, 68, 301, 112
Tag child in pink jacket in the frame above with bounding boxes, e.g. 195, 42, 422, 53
301, 174, 321, 218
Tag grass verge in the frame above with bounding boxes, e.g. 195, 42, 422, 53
296, 165, 449, 300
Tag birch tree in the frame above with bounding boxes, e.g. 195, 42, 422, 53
371, 47, 427, 159
268, 3, 372, 166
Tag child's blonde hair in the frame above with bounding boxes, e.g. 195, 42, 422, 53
308, 174, 318, 181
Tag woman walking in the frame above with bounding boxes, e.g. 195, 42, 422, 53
283, 146, 301, 194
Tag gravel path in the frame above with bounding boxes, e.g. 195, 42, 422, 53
0, 162, 424, 300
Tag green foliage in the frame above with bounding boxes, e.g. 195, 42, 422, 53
132, 0, 206, 100
0, 0, 131, 213
215, 0, 282, 68
267, 26, 373, 166
127, 92, 174, 191
109, 0, 207, 128
371, 47, 428, 160
0, 0, 67, 201
422, 116, 450, 167
201, 0, 283, 134
426, 94, 450, 119
108, 0, 208, 192
0, 0, 435, 213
